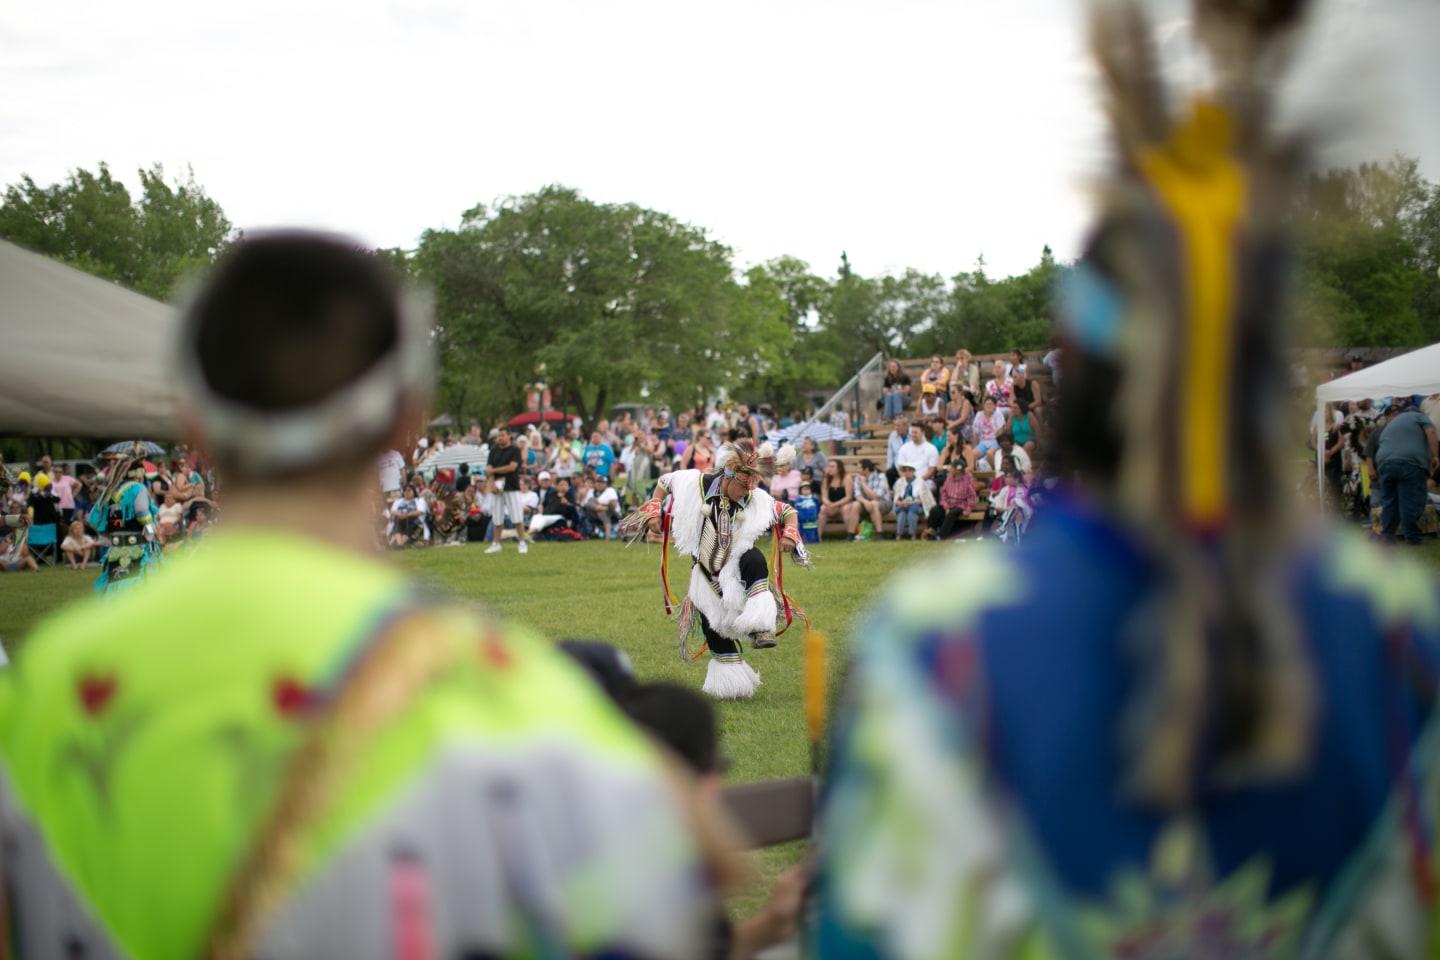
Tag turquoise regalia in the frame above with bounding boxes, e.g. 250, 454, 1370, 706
88, 479, 160, 597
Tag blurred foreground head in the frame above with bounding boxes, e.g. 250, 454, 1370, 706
1053, 0, 1323, 807
176, 233, 433, 483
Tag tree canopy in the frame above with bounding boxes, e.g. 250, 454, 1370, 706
5, 156, 1438, 432
0, 162, 233, 301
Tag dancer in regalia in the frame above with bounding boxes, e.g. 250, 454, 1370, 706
621, 439, 811, 700
88, 442, 162, 597
817, 1, 1440, 957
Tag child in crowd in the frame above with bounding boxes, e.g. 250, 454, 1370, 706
793, 482, 821, 544
892, 464, 924, 541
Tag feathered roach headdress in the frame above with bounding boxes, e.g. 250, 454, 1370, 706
714, 439, 794, 490
1059, 0, 1318, 808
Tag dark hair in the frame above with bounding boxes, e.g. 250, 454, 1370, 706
858, 458, 875, 471
191, 235, 401, 413
621, 683, 721, 775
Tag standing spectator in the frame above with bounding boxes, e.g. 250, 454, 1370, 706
1322, 419, 1346, 510
485, 427, 529, 554
884, 416, 909, 488
377, 448, 404, 499
793, 436, 828, 485
51, 463, 79, 523
844, 459, 892, 541
919, 354, 951, 403
26, 474, 62, 555
818, 461, 853, 536
583, 431, 617, 481
881, 359, 912, 421
792, 482, 822, 544
682, 430, 716, 473
897, 425, 940, 488
1375, 398, 1439, 546
736, 404, 763, 443
928, 459, 980, 540
891, 465, 924, 540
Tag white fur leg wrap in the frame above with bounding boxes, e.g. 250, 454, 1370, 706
701, 657, 762, 700
732, 584, 779, 636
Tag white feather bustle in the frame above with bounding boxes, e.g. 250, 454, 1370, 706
702, 659, 763, 700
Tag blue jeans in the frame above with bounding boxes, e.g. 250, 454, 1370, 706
895, 503, 923, 538
1378, 459, 1428, 544
883, 392, 909, 419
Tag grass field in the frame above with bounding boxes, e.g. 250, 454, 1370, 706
0, 535, 942, 915
3, 532, 1439, 917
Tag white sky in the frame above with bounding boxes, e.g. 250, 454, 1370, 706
2, 0, 1436, 282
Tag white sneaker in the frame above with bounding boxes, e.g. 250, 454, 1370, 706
517, 540, 528, 554
485, 543, 503, 554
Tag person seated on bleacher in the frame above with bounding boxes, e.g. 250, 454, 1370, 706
935, 424, 976, 480
981, 432, 1032, 477
919, 354, 951, 404
793, 436, 828, 486
945, 387, 974, 439
916, 383, 945, 429
818, 460, 853, 537
843, 459, 891, 542
971, 396, 1005, 458
989, 464, 1034, 539
927, 459, 980, 541
896, 424, 940, 491
892, 465, 925, 542
1010, 364, 1041, 417
984, 359, 1012, 411
1010, 396, 1042, 456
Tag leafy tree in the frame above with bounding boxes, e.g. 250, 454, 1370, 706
415, 186, 754, 426
0, 162, 233, 300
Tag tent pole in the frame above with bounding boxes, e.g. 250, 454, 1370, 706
1315, 399, 1325, 506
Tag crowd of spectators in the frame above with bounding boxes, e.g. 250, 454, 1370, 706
378, 402, 816, 550
2, 450, 216, 573
1308, 363, 1440, 546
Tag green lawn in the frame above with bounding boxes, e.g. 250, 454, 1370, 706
3, 533, 1438, 916
0, 536, 938, 914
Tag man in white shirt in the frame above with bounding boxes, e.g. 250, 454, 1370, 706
896, 425, 941, 488
983, 433, 1033, 476
583, 475, 622, 540
377, 449, 404, 497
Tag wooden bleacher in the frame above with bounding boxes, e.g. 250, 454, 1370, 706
800, 352, 1051, 539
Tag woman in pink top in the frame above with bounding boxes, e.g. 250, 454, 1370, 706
51, 466, 79, 522
971, 396, 1004, 454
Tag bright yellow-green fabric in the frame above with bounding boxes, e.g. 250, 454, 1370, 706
0, 529, 658, 960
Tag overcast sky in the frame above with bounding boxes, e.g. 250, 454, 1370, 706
2, 0, 1436, 282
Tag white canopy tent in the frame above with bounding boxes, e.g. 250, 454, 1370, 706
1313, 341, 1440, 495
0, 239, 181, 438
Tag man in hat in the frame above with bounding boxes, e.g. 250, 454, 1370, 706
817, 2, 1440, 955
0, 233, 711, 959
620, 438, 810, 700
1375, 395, 1439, 545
